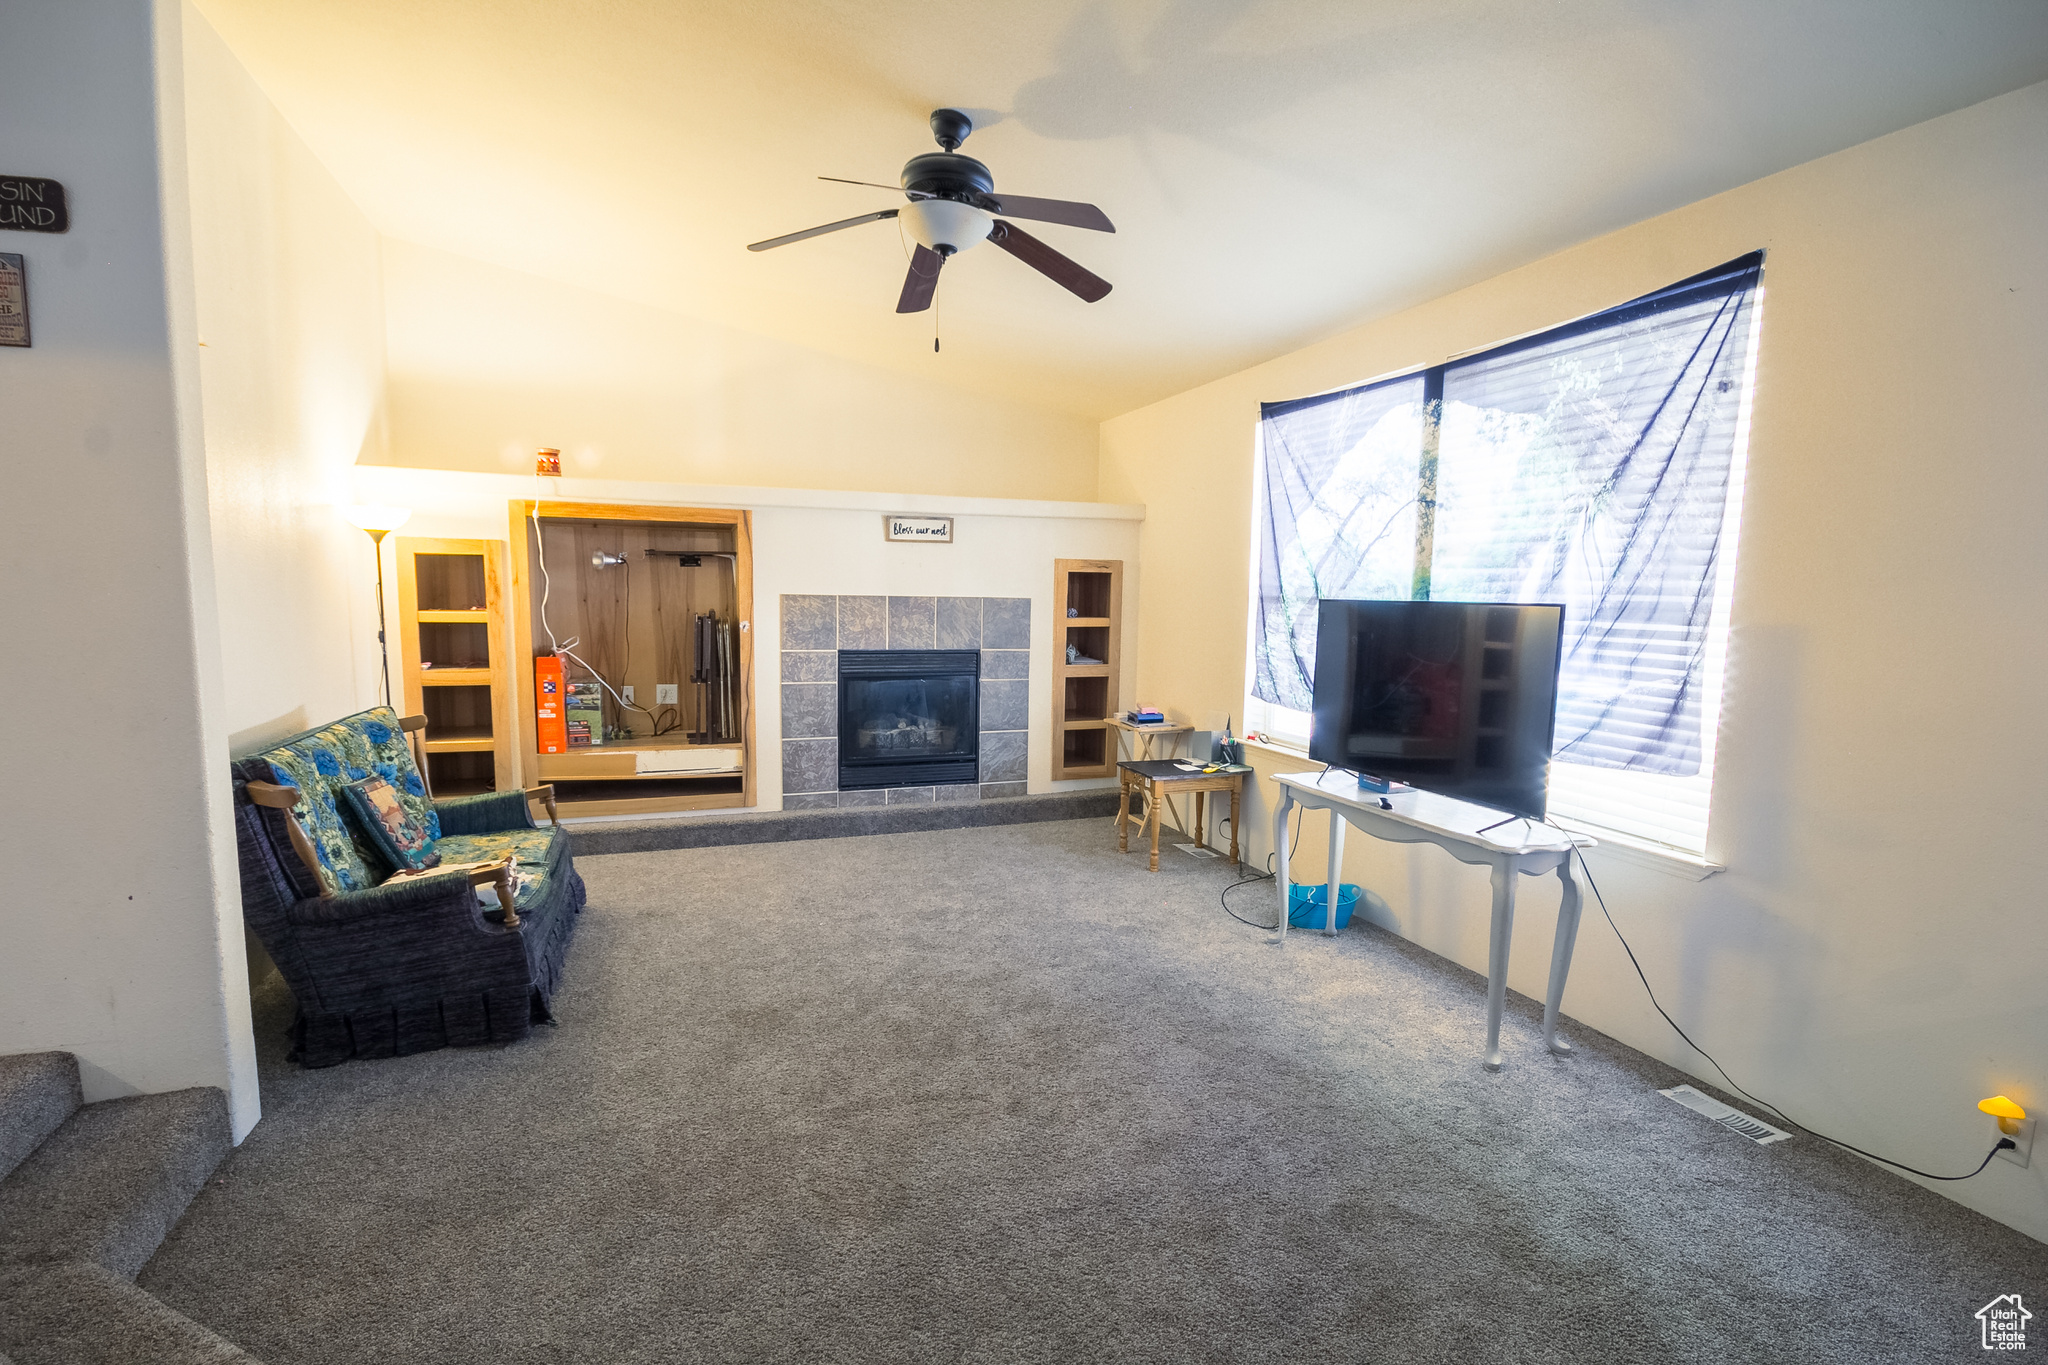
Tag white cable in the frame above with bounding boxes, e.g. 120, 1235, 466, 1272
531, 486, 656, 733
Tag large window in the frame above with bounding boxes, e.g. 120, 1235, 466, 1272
1249, 254, 1762, 857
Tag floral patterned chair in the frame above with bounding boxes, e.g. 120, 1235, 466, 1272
229, 706, 585, 1067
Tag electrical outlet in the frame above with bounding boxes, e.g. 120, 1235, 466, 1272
621, 686, 634, 704
656, 683, 679, 705
1998, 1118, 2035, 1168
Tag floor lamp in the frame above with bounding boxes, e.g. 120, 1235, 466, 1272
340, 504, 413, 708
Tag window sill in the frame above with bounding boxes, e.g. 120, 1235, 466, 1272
1549, 821, 1725, 882
1243, 737, 1724, 882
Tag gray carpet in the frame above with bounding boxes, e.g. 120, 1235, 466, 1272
140, 819, 2044, 1363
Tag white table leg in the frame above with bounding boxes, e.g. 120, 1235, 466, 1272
1273, 790, 1295, 941
1543, 855, 1585, 1055
1323, 809, 1347, 935
1484, 858, 1518, 1071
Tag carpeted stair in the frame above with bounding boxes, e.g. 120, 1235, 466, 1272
0, 1052, 260, 1364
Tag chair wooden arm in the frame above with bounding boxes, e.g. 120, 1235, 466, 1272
464, 854, 520, 928
397, 714, 434, 800
526, 785, 559, 826
243, 780, 332, 898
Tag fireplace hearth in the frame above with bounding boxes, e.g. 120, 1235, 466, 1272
837, 650, 980, 790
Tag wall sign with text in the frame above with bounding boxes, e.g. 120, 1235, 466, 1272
0, 177, 68, 234
884, 515, 954, 543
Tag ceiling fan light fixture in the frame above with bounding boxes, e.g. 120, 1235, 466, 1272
901, 199, 992, 256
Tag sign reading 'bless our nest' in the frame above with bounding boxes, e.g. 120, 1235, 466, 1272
884, 515, 954, 544
0, 177, 68, 234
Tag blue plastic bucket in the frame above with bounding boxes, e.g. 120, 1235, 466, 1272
1288, 883, 1361, 930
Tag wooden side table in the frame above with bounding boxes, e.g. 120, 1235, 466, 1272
1117, 760, 1242, 872
1106, 716, 1192, 835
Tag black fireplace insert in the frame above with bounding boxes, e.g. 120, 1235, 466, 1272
838, 650, 979, 790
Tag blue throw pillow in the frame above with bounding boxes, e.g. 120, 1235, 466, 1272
340, 775, 441, 874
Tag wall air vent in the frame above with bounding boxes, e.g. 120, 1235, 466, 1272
1659, 1085, 1793, 1145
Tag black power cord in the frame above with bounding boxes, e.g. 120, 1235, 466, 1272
1549, 820, 2014, 1181
1217, 793, 1318, 931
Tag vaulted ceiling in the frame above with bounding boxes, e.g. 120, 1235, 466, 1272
194, 0, 2048, 420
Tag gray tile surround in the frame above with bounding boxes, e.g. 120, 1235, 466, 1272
840, 596, 887, 650
780, 594, 1031, 808
782, 650, 836, 683
886, 597, 936, 650
780, 684, 836, 740
782, 595, 837, 651
936, 597, 982, 650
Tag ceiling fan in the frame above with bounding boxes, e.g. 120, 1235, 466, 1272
747, 109, 1114, 325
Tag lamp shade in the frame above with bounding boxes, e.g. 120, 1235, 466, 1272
340, 503, 413, 534
1980, 1095, 2028, 1122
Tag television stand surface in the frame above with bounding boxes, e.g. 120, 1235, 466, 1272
1270, 769, 1594, 1071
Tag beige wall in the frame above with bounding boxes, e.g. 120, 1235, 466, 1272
1, 0, 258, 1136
1101, 83, 2048, 1237
183, 4, 388, 753
349, 467, 1144, 809
372, 240, 1101, 502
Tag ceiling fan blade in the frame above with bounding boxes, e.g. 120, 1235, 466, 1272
988, 221, 1112, 302
896, 245, 944, 313
819, 176, 933, 200
980, 194, 1114, 233
747, 209, 898, 252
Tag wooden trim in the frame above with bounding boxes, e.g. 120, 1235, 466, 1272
506, 499, 755, 815
243, 781, 330, 897
1050, 558, 1124, 780
424, 736, 496, 753
733, 508, 756, 810
551, 789, 748, 818
395, 536, 516, 796
508, 504, 537, 793
463, 856, 520, 928
523, 500, 748, 526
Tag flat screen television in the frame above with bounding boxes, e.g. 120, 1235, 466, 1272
1308, 599, 1565, 821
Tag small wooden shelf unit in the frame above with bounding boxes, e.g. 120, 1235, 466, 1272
508, 501, 755, 818
1049, 558, 1123, 780
394, 538, 517, 797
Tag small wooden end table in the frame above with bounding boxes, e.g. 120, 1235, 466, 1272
1106, 716, 1193, 834
1118, 760, 1242, 872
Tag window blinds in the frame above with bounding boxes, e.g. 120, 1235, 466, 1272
1251, 253, 1763, 856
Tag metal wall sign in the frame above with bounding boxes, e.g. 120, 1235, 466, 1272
884, 514, 954, 543
0, 255, 27, 348
0, 177, 68, 233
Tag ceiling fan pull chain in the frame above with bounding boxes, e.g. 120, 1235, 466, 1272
934, 289, 941, 353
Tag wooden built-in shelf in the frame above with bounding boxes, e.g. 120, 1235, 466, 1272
1050, 559, 1123, 781
424, 732, 496, 753
508, 501, 756, 816
397, 539, 516, 796
538, 739, 745, 783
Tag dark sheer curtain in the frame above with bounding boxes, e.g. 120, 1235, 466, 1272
1254, 374, 1426, 711
1254, 253, 1762, 776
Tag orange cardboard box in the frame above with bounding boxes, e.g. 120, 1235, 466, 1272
534, 655, 567, 754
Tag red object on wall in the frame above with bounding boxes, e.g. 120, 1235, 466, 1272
535, 655, 567, 753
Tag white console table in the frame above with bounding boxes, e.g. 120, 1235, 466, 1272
1271, 770, 1593, 1070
